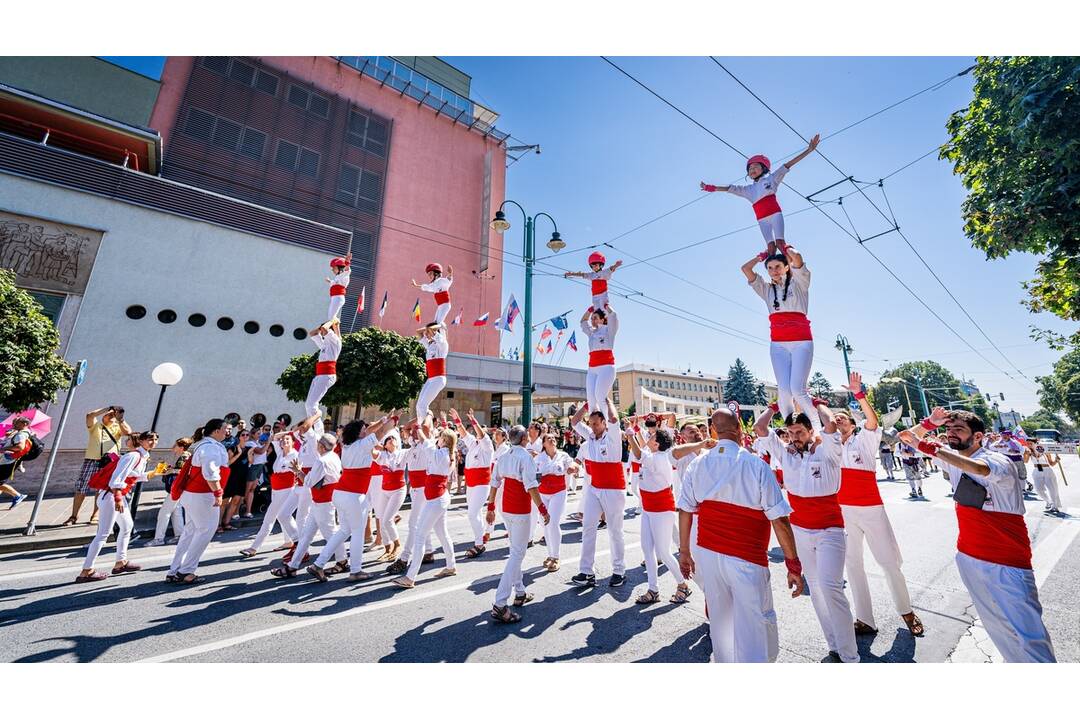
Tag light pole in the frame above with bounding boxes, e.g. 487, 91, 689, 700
491, 202, 565, 426
130, 362, 183, 520
834, 334, 853, 402
881, 377, 918, 421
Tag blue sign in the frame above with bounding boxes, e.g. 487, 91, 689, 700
849, 400, 861, 412
74, 359, 87, 387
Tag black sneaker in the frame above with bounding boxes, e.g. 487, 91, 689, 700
571, 573, 596, 587
597, 520, 607, 529
609, 574, 626, 587
917, 489, 924, 497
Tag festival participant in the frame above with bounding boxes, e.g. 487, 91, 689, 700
392, 424, 459, 588
899, 443, 922, 497
412, 262, 454, 325
570, 397, 627, 588
77, 432, 163, 582
148, 437, 192, 546
1028, 444, 1063, 514
579, 304, 619, 414
414, 322, 449, 423
834, 372, 923, 637
305, 319, 342, 418
629, 427, 692, 605
755, 401, 859, 663
387, 422, 436, 574
452, 408, 495, 559
278, 411, 324, 564
700, 134, 820, 254
879, 438, 897, 481
486, 424, 547, 623
536, 433, 576, 571
240, 433, 300, 557
563, 251, 623, 310
167, 419, 231, 584
991, 430, 1029, 491
373, 426, 408, 562
740, 249, 819, 432
306, 415, 397, 582
678, 409, 804, 662
324, 252, 352, 326
899, 409, 1056, 662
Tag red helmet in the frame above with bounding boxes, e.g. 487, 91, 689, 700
330, 257, 348, 269
425, 262, 443, 274
746, 154, 771, 174
587, 251, 606, 266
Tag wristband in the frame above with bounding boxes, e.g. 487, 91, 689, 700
757, 251, 768, 262
768, 402, 780, 413
702, 184, 718, 192
486, 502, 496, 512
538, 504, 549, 516
917, 440, 940, 457
853, 391, 866, 400
785, 557, 803, 577
470, 418, 479, 427
920, 417, 943, 431
811, 397, 827, 408
390, 415, 399, 424
212, 490, 224, 498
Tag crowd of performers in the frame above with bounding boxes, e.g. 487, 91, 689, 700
69, 140, 1061, 663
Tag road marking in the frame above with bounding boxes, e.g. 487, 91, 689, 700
136, 541, 643, 663
1031, 520, 1080, 590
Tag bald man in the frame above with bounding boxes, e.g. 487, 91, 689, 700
678, 410, 804, 663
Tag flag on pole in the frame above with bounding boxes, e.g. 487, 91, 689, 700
503, 294, 521, 330
356, 286, 366, 313
411, 298, 422, 323
546, 340, 553, 353
451, 311, 462, 326
494, 317, 503, 330
550, 314, 569, 331
378, 291, 389, 318
540, 325, 552, 341
567, 331, 578, 351
536, 343, 546, 356
473, 312, 490, 326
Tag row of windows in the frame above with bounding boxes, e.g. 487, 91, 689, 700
273, 139, 321, 177
638, 377, 718, 393
338, 56, 474, 116
124, 305, 308, 340
202, 57, 331, 122
185, 108, 267, 159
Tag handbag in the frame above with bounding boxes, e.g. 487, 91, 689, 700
97, 424, 121, 468
953, 472, 988, 508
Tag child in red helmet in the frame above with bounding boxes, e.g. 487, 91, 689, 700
563, 251, 623, 310
412, 262, 454, 324
324, 252, 352, 327
701, 134, 820, 255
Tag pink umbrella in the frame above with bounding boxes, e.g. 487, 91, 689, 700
0, 409, 52, 438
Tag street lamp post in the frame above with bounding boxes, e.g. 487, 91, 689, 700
491, 202, 565, 426
834, 334, 853, 403
130, 362, 183, 520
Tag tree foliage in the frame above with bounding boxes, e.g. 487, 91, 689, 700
808, 372, 833, 398
1019, 408, 1077, 437
0, 269, 71, 410
724, 358, 767, 406
1037, 345, 1080, 424
942, 57, 1080, 336
871, 360, 995, 427
277, 326, 426, 413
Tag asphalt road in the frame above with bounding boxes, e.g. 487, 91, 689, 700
2, 456, 1078, 663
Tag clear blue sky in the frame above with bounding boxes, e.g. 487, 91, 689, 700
105, 56, 1073, 414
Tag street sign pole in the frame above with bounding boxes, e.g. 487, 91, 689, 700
25, 360, 87, 536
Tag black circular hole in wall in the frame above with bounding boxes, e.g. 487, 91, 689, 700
293, 327, 307, 340
217, 317, 234, 331
125, 305, 147, 320
269, 324, 284, 337
244, 321, 260, 334
188, 313, 207, 327
157, 309, 177, 324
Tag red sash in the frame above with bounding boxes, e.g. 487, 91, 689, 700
311, 484, 335, 503
270, 471, 295, 491
769, 312, 812, 342
641, 487, 676, 512
591, 278, 608, 296
539, 473, 565, 494
315, 360, 337, 375
329, 284, 347, 297
587, 460, 625, 490
752, 193, 781, 220
337, 467, 372, 494
588, 349, 615, 367
838, 467, 882, 506
424, 473, 448, 500
501, 476, 532, 515
630, 461, 641, 474
775, 468, 784, 488
185, 465, 231, 494
697, 500, 772, 567
955, 505, 1032, 569
787, 492, 844, 530
433, 290, 451, 305
408, 469, 427, 489
464, 466, 492, 488
381, 467, 406, 491
426, 358, 446, 378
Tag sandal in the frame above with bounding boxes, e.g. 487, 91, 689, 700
306, 564, 329, 582
181, 574, 204, 584
271, 566, 297, 579
548, 559, 560, 572
854, 620, 878, 636
347, 572, 373, 582
636, 589, 661, 605
324, 560, 350, 575
75, 572, 109, 583
902, 612, 925, 637
112, 562, 142, 575
62, 515, 78, 527
221, 524, 238, 531
512, 592, 533, 607
465, 545, 486, 559
491, 605, 521, 624
435, 568, 458, 578
670, 585, 692, 604
239, 548, 258, 558
391, 577, 415, 589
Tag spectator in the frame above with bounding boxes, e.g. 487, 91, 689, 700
65, 406, 131, 525
244, 422, 272, 517
148, 436, 193, 546
1, 417, 33, 508
219, 429, 250, 531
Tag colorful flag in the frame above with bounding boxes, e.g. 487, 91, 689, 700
451, 311, 462, 326
411, 298, 421, 323
473, 312, 490, 326
536, 343, 546, 356
378, 290, 388, 318
550, 314, 569, 331
494, 317, 503, 330
540, 325, 552, 341
514, 348, 520, 360
356, 286, 366, 313
546, 340, 553, 353
503, 294, 521, 330
567, 331, 578, 351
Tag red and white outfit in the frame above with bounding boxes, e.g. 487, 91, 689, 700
936, 448, 1055, 662
327, 262, 351, 321
492, 445, 539, 608
749, 264, 818, 431
246, 444, 300, 553
420, 276, 453, 325
678, 439, 792, 662
574, 417, 626, 577
580, 308, 618, 413
83, 448, 150, 571
399, 440, 435, 565
373, 443, 408, 547
758, 428, 857, 662
839, 426, 914, 630
314, 434, 379, 574
536, 449, 573, 559
462, 431, 495, 547
1030, 449, 1062, 511
584, 267, 615, 310
415, 328, 449, 421
637, 446, 686, 594
169, 437, 230, 577
305, 330, 342, 417
287, 447, 346, 571
726, 164, 790, 245
404, 440, 456, 580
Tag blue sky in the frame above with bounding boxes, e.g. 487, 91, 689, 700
104, 56, 1073, 414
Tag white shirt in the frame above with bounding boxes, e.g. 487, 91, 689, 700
330, 266, 351, 291
461, 433, 494, 469
678, 440, 791, 520
108, 448, 150, 490
376, 448, 408, 471
0, 429, 30, 465
756, 428, 842, 497
750, 264, 811, 315
420, 276, 452, 296
493, 441, 511, 466
423, 330, 449, 361
191, 438, 229, 481
638, 447, 675, 493
298, 427, 321, 468
405, 442, 429, 472
675, 447, 704, 482
311, 330, 342, 361
935, 447, 1025, 515
990, 438, 1025, 460
840, 426, 881, 472
492, 445, 539, 490
726, 164, 790, 206
426, 440, 453, 476
574, 419, 622, 464
272, 445, 299, 474
536, 450, 573, 477
525, 437, 543, 457
341, 433, 378, 470
580, 310, 618, 353
305, 449, 342, 488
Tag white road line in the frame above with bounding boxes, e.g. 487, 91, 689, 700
136, 541, 642, 663
1031, 520, 1080, 590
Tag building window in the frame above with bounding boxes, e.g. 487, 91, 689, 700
293, 327, 307, 340
28, 290, 65, 327
188, 313, 207, 327
186, 109, 267, 160
217, 317, 234, 331
269, 324, 284, 337
287, 84, 330, 119
336, 163, 381, 213
125, 304, 146, 320
243, 321, 260, 334
346, 109, 388, 157
157, 309, 177, 324
203, 57, 279, 96
239, 128, 266, 159
274, 140, 320, 178
184, 108, 215, 141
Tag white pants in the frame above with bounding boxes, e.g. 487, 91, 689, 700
590, 292, 609, 311
433, 302, 450, 325
405, 494, 455, 580
315, 491, 370, 573
283, 486, 312, 533
793, 526, 858, 662
248, 487, 299, 551
903, 463, 922, 493
881, 453, 896, 479
1032, 468, 1062, 509
574, 473, 592, 516
466, 484, 492, 546
169, 492, 218, 576
494, 513, 531, 607
757, 211, 785, 245
641, 510, 686, 592
769, 340, 819, 431
152, 491, 184, 542
540, 490, 567, 558
400, 486, 435, 562
415, 375, 447, 421
579, 487, 626, 576
83, 492, 134, 570
305, 373, 337, 417
585, 364, 616, 414
694, 547, 778, 662
375, 486, 407, 544
288, 500, 344, 569
955, 552, 1055, 662
841, 504, 913, 627
327, 294, 346, 322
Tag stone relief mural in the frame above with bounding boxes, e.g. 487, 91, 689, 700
0, 210, 102, 294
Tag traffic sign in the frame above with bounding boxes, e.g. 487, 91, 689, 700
74, 359, 87, 387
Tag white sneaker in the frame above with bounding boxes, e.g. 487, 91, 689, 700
146, 538, 166, 547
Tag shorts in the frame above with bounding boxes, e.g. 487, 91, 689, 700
1, 460, 21, 485
225, 467, 249, 498
74, 458, 100, 494
248, 463, 267, 484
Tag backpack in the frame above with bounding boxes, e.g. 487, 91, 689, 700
23, 433, 44, 462
87, 453, 121, 492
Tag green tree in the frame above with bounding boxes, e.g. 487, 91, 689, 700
808, 371, 833, 398
0, 269, 71, 410
942, 57, 1080, 341
277, 326, 426, 414
1019, 408, 1077, 437
870, 360, 997, 426
724, 358, 767, 406
1037, 345, 1080, 424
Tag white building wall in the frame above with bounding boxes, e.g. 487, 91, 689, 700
1, 174, 333, 448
